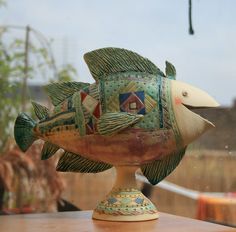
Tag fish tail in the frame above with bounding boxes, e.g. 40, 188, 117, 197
14, 113, 37, 152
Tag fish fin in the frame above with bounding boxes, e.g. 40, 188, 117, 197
14, 113, 37, 152
44, 81, 90, 106
41, 141, 60, 160
56, 151, 113, 173
31, 101, 49, 120
141, 147, 187, 185
84, 47, 164, 82
97, 112, 143, 135
165, 61, 176, 80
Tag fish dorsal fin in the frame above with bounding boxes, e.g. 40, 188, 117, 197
56, 151, 112, 173
44, 81, 90, 106
141, 147, 186, 185
84, 47, 164, 81
165, 61, 176, 80
41, 141, 60, 160
97, 112, 143, 136
31, 101, 49, 120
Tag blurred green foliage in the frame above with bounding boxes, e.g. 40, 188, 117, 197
57, 64, 77, 82
0, 0, 6, 7
0, 29, 77, 152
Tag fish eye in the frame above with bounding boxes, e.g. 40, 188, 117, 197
182, 91, 188, 97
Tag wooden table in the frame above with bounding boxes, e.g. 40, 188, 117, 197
0, 211, 235, 232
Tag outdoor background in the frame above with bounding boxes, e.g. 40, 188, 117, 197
2, 0, 236, 106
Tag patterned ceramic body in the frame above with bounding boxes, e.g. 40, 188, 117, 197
14, 48, 218, 221
36, 76, 179, 166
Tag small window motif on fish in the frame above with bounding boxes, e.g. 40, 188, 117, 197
119, 91, 146, 115
129, 102, 137, 110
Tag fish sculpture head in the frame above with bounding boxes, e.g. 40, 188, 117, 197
171, 79, 219, 146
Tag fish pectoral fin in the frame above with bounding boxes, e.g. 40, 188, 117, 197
44, 81, 90, 106
56, 151, 112, 173
141, 147, 186, 185
41, 142, 60, 160
97, 112, 144, 136
165, 61, 176, 80
31, 101, 49, 120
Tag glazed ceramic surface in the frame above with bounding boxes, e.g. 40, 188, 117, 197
14, 48, 218, 221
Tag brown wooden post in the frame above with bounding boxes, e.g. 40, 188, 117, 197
21, 25, 30, 112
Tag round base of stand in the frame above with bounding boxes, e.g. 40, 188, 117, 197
92, 187, 159, 222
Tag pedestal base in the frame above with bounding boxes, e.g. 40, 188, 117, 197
92, 187, 159, 222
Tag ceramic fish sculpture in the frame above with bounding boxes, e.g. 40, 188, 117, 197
14, 47, 218, 221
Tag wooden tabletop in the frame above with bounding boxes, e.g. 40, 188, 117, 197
0, 211, 235, 232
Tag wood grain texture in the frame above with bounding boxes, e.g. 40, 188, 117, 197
0, 211, 235, 232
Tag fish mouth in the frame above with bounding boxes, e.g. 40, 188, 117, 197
182, 104, 216, 127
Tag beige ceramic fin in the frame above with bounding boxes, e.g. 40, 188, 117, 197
141, 147, 186, 185
31, 101, 49, 120
97, 112, 143, 136
41, 141, 60, 160
84, 47, 165, 81
165, 61, 176, 80
44, 81, 90, 106
56, 151, 112, 173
